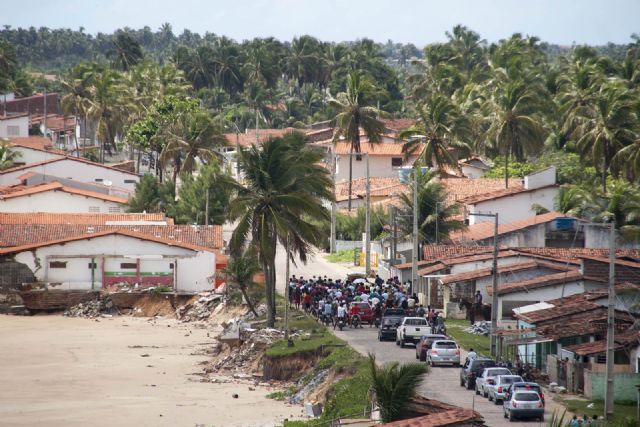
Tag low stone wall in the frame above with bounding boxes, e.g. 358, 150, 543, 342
19, 290, 100, 310
585, 370, 640, 403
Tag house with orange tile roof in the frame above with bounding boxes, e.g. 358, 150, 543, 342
0, 182, 128, 213
0, 229, 223, 293
0, 114, 29, 138
4, 136, 66, 164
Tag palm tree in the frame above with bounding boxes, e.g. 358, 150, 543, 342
330, 71, 386, 211
483, 71, 547, 188
0, 139, 20, 170
108, 33, 144, 71
160, 111, 227, 179
570, 81, 638, 193
228, 132, 332, 327
368, 354, 428, 423
217, 247, 262, 316
397, 169, 466, 243
399, 94, 470, 173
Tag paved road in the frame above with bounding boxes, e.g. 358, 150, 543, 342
333, 326, 553, 427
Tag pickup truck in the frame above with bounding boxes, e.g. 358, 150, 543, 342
396, 317, 431, 347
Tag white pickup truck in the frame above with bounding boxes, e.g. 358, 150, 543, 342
396, 317, 431, 348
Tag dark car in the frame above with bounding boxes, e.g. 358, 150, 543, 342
504, 382, 545, 406
460, 357, 496, 390
378, 309, 405, 341
415, 334, 447, 361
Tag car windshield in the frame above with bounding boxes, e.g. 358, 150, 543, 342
382, 318, 396, 325
514, 384, 541, 392
434, 341, 457, 348
354, 303, 368, 309
500, 376, 523, 384
472, 361, 495, 371
405, 318, 427, 326
515, 392, 540, 402
384, 309, 404, 316
487, 368, 511, 376
422, 335, 446, 341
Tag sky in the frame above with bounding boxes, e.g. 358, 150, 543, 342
2, 0, 639, 46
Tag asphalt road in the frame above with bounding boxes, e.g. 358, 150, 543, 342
332, 326, 552, 427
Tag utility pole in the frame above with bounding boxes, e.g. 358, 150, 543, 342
604, 222, 616, 420
411, 165, 419, 294
330, 148, 337, 253
255, 108, 260, 145
235, 127, 240, 180
435, 202, 440, 245
390, 205, 396, 267
204, 186, 210, 226
284, 234, 293, 346
365, 153, 371, 276
43, 89, 48, 139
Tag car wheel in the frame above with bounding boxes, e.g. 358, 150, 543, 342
378, 335, 382, 341
466, 380, 473, 390
400, 339, 405, 348
503, 410, 508, 419
508, 410, 515, 422
420, 353, 426, 362
475, 385, 480, 395
494, 398, 501, 405
483, 388, 488, 398
488, 393, 493, 402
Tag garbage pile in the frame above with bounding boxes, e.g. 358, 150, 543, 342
176, 293, 223, 321
464, 321, 491, 335
64, 295, 117, 318
210, 328, 285, 375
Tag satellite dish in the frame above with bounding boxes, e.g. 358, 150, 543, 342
103, 180, 113, 186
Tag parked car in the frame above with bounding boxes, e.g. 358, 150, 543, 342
487, 375, 523, 404
475, 367, 512, 397
504, 382, 545, 406
348, 302, 374, 325
415, 334, 447, 361
426, 340, 460, 367
460, 357, 496, 390
378, 317, 401, 341
396, 317, 431, 347
503, 390, 544, 422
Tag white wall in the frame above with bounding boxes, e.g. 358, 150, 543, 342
0, 116, 29, 138
11, 145, 64, 165
468, 186, 558, 225
497, 281, 591, 321
0, 190, 125, 213
13, 234, 216, 292
524, 167, 556, 190
0, 158, 140, 193
335, 155, 418, 181
461, 165, 486, 179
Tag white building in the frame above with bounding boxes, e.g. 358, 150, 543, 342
0, 182, 128, 213
6, 136, 66, 165
0, 114, 29, 138
0, 156, 140, 194
458, 156, 491, 179
0, 230, 220, 293
333, 139, 422, 181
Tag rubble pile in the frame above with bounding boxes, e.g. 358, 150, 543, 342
176, 293, 223, 321
463, 321, 491, 335
64, 295, 116, 318
210, 328, 285, 375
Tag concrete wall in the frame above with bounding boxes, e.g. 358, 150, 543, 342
460, 164, 486, 179
0, 189, 125, 213
497, 281, 592, 320
12, 234, 216, 292
468, 186, 558, 225
335, 154, 418, 181
586, 371, 640, 403
10, 146, 64, 165
0, 116, 29, 137
524, 167, 556, 190
473, 224, 546, 248
0, 158, 140, 192
584, 226, 640, 249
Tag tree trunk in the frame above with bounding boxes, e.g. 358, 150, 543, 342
602, 139, 609, 194
262, 259, 276, 327
239, 283, 259, 316
348, 146, 354, 211
504, 149, 509, 189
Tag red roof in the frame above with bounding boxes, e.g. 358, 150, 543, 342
0, 182, 128, 204
439, 260, 568, 285
487, 270, 585, 296
0, 212, 171, 225
450, 211, 571, 242
334, 141, 418, 157
6, 136, 66, 155
381, 409, 480, 427
459, 184, 557, 205
0, 156, 140, 177
564, 330, 640, 356
439, 178, 522, 205
335, 177, 408, 202
224, 128, 299, 148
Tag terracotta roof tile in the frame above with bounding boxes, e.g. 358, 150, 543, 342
6, 136, 66, 155
439, 178, 522, 205
534, 308, 636, 340
564, 330, 640, 356
335, 177, 408, 202
0, 223, 222, 250
487, 270, 585, 296
0, 212, 170, 225
224, 128, 298, 148
334, 141, 416, 157
450, 212, 573, 242
381, 408, 480, 427
516, 301, 603, 324
0, 156, 140, 177
460, 184, 557, 205
30, 114, 76, 134
0, 182, 128, 204
438, 260, 566, 285
381, 118, 418, 133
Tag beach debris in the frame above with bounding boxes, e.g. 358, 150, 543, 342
463, 321, 491, 335
209, 327, 286, 374
175, 292, 223, 321
64, 295, 116, 318
232, 393, 239, 399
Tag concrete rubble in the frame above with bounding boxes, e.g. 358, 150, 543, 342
463, 320, 491, 335
63, 295, 117, 318
209, 327, 286, 374
175, 292, 223, 321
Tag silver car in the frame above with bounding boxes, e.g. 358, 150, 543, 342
475, 367, 512, 397
488, 375, 523, 404
503, 390, 544, 422
426, 340, 460, 366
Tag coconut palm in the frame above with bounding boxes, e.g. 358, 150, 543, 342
368, 354, 428, 423
108, 33, 144, 71
330, 71, 386, 211
217, 246, 262, 316
399, 94, 470, 173
0, 139, 20, 170
228, 132, 332, 327
396, 169, 466, 243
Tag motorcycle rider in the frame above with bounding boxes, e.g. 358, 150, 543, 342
334, 303, 347, 330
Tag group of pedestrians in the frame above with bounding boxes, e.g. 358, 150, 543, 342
569, 414, 601, 427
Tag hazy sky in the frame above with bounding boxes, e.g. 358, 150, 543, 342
3, 0, 639, 46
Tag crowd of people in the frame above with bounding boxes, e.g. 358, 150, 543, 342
287, 274, 445, 330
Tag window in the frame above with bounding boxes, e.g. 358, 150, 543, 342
108, 206, 121, 213
94, 178, 104, 182
88, 206, 100, 212
169, 263, 174, 269
88, 262, 97, 269
391, 157, 403, 167
120, 263, 137, 269
124, 179, 137, 184
49, 261, 67, 269
7, 125, 20, 136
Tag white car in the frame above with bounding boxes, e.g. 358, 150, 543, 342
487, 375, 523, 404
475, 367, 512, 398
396, 317, 431, 347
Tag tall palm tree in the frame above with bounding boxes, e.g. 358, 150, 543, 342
0, 139, 20, 170
570, 82, 638, 193
217, 246, 262, 316
108, 33, 144, 71
368, 354, 428, 423
483, 71, 547, 188
160, 111, 227, 178
399, 94, 470, 173
330, 71, 386, 211
228, 132, 332, 327
396, 169, 466, 243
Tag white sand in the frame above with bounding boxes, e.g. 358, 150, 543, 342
0, 315, 302, 427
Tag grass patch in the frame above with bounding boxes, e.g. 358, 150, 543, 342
266, 391, 288, 401
446, 319, 491, 356
555, 397, 637, 422
325, 249, 356, 264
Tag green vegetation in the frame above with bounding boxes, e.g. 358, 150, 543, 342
446, 319, 491, 356
555, 398, 637, 423
325, 249, 356, 264
151, 286, 173, 293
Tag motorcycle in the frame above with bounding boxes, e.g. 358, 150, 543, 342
336, 317, 346, 331
321, 313, 332, 326
351, 314, 361, 328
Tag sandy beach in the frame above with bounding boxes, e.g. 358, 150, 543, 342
0, 315, 300, 427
